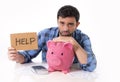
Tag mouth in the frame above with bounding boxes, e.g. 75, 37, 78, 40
60, 31, 72, 36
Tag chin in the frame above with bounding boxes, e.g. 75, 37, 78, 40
59, 32, 73, 36
61, 34, 72, 36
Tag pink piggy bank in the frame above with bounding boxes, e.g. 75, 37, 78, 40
46, 40, 74, 74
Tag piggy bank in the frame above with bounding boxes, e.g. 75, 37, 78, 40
46, 40, 74, 74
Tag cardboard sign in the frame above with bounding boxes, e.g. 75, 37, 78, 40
10, 32, 38, 50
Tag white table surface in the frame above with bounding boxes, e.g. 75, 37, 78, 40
0, 56, 98, 82
1, 53, 120, 82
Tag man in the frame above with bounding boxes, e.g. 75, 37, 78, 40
8, 5, 97, 72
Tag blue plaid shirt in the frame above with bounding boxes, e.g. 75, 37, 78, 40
19, 27, 97, 72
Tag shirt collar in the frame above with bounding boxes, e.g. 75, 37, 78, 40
55, 27, 59, 37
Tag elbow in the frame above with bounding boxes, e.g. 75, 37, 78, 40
86, 63, 97, 72
85, 55, 97, 72
81, 63, 97, 72
81, 59, 97, 72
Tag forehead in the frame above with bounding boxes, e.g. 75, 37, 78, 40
58, 17, 76, 23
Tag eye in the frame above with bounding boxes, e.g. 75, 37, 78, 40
61, 53, 63, 56
59, 21, 64, 26
51, 52, 54, 54
68, 23, 74, 27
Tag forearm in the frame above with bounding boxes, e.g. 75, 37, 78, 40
18, 49, 41, 63
74, 44, 97, 72
75, 45, 87, 64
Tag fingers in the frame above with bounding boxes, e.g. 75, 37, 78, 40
8, 47, 17, 53
7, 47, 25, 63
8, 54, 21, 63
8, 47, 15, 50
8, 47, 17, 61
53, 38, 62, 42
53, 37, 65, 41
8, 55, 16, 61
53, 37, 70, 42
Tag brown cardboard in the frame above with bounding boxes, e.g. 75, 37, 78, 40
10, 32, 38, 50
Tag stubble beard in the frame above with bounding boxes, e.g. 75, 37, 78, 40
59, 31, 73, 36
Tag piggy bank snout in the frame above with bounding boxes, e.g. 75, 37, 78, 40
51, 58, 62, 66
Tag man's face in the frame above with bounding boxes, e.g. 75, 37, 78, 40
57, 16, 80, 36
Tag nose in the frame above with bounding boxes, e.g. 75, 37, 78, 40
63, 25, 69, 31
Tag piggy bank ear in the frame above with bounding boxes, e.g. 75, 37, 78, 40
64, 42, 73, 50
47, 40, 55, 48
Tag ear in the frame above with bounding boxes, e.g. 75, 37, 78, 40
63, 42, 73, 50
47, 40, 56, 48
76, 22, 80, 29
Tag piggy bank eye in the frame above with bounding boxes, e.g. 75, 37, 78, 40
61, 53, 63, 56
51, 52, 54, 54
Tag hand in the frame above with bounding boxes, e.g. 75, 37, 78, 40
8, 47, 25, 64
53, 36, 80, 51
53, 36, 87, 64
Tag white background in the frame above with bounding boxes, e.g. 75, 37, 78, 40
0, 0, 120, 82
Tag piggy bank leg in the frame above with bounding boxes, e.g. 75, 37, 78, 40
62, 69, 70, 74
48, 67, 55, 72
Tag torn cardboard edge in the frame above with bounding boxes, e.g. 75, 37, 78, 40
10, 32, 38, 50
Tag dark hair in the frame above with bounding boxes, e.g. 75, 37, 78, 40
57, 5, 80, 22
